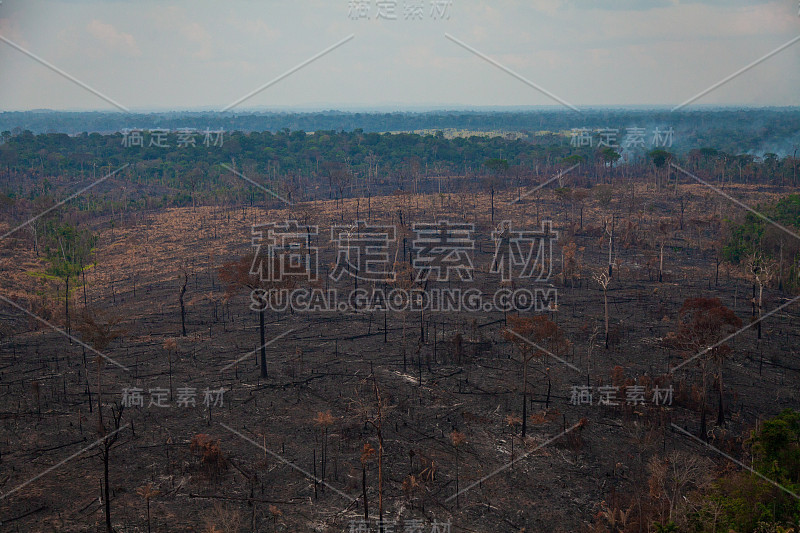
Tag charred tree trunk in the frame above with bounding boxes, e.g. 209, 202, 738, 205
179, 271, 188, 337
65, 275, 71, 341
699, 372, 708, 441
103, 445, 111, 532
604, 290, 609, 349
716, 370, 725, 427
490, 186, 494, 223
362, 464, 368, 521
521, 361, 529, 438
259, 308, 267, 378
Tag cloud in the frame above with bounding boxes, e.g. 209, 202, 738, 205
180, 21, 213, 59
234, 18, 281, 42
150, 7, 214, 60
0, 0, 796, 110
86, 19, 140, 57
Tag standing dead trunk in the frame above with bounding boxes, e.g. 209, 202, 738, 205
146, 497, 152, 533
699, 369, 708, 441
757, 283, 763, 340
103, 445, 111, 532
259, 308, 267, 378
362, 464, 368, 521
603, 288, 609, 349
100, 405, 124, 533
179, 270, 188, 337
521, 360, 529, 438
490, 186, 494, 223
65, 275, 71, 341
716, 369, 725, 426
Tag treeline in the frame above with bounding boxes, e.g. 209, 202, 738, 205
1, 108, 798, 155
0, 128, 798, 217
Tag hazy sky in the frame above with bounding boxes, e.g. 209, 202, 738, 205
0, 0, 798, 111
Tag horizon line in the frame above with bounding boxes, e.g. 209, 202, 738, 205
2, 104, 800, 115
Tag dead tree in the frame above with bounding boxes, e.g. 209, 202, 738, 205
179, 266, 188, 337
746, 254, 775, 340
219, 253, 298, 378
77, 308, 123, 423
352, 374, 392, 530
313, 411, 334, 492
666, 298, 741, 438
99, 403, 125, 533
450, 430, 466, 507
592, 271, 611, 348
76, 308, 126, 532
360, 443, 375, 522
604, 216, 615, 277
657, 221, 676, 283
502, 315, 568, 438
136, 484, 161, 533
585, 324, 601, 386
163, 338, 177, 401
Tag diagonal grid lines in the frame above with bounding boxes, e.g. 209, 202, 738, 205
445, 421, 583, 503
219, 328, 296, 372
0, 294, 130, 371
1, 3, 799, 530
220, 163, 293, 206
0, 43, 135, 498
672, 34, 800, 112
445, 33, 581, 113
505, 328, 582, 373
668, 163, 800, 373
0, 164, 129, 242
671, 293, 800, 373
0, 35, 131, 113
220, 422, 356, 502
221, 34, 355, 112
671, 163, 800, 245
511, 163, 580, 205
0, 424, 129, 502
672, 423, 800, 501
0, 163, 132, 372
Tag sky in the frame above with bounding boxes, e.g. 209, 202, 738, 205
0, 0, 798, 111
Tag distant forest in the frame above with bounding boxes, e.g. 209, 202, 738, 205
0, 122, 797, 215
1, 108, 799, 156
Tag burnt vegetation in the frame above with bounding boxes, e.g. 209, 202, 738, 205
0, 127, 799, 532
